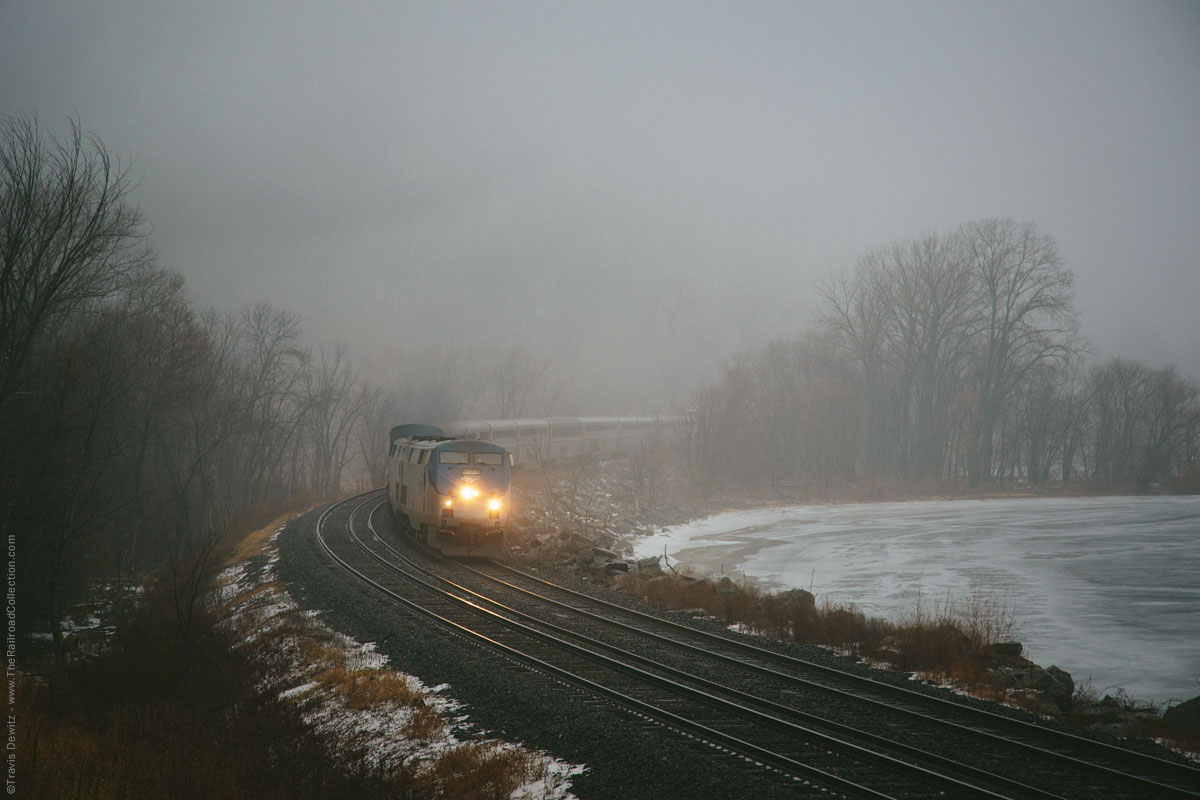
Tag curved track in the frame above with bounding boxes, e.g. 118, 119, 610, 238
315, 490, 1200, 800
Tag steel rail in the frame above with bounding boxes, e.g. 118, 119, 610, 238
314, 492, 895, 799
475, 555, 1200, 798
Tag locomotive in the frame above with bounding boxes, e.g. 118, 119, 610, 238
386, 416, 674, 556
386, 423, 511, 557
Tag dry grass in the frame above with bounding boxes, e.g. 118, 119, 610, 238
618, 570, 1018, 691
404, 703, 451, 743
314, 666, 427, 710
229, 512, 298, 562
298, 636, 352, 671
427, 742, 556, 800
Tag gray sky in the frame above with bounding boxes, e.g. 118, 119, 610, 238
3, 1, 1199, 410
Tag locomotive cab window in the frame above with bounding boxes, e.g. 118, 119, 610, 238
473, 452, 503, 466
440, 451, 470, 464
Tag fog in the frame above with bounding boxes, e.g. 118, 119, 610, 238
4, 1, 1198, 413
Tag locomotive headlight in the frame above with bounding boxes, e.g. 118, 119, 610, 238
487, 498, 502, 512
443, 498, 453, 508
460, 487, 480, 500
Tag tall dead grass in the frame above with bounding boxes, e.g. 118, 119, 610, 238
619, 570, 1016, 689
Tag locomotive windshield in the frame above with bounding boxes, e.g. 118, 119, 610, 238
437, 450, 504, 466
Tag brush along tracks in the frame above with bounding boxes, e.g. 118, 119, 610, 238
316, 491, 1200, 799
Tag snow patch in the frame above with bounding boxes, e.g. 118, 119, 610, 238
221, 521, 583, 799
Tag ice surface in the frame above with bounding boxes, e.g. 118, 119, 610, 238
634, 495, 1200, 705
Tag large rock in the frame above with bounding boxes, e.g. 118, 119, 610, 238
562, 532, 595, 550
780, 588, 816, 608
984, 641, 1023, 658
1163, 695, 1200, 736
633, 555, 663, 576
992, 663, 1075, 710
603, 559, 629, 576
1036, 665, 1075, 710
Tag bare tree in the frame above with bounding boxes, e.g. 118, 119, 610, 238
628, 423, 669, 512
1134, 366, 1198, 491
740, 339, 804, 489
0, 115, 149, 413
1088, 357, 1152, 484
817, 262, 894, 476
353, 379, 397, 488
225, 302, 309, 508
874, 232, 979, 478
681, 371, 749, 492
9, 263, 200, 666
383, 345, 489, 425
794, 335, 860, 491
960, 219, 1084, 485
488, 347, 552, 418
1087, 360, 1200, 491
819, 231, 979, 480
1010, 365, 1080, 485
16, 319, 138, 667
299, 344, 368, 495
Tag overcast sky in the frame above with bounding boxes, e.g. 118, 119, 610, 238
3, 1, 1198, 410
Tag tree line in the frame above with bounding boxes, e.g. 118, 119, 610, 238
681, 220, 1199, 493
0, 116, 576, 663
0, 116, 388, 664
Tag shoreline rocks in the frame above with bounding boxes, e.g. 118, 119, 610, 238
988, 661, 1076, 711
1163, 696, 1200, 738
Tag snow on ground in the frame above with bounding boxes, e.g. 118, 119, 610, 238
633, 495, 1200, 706
218, 525, 584, 799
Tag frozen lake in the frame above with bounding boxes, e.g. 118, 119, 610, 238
632, 495, 1200, 706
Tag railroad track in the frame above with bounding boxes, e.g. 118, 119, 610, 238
315, 490, 1200, 799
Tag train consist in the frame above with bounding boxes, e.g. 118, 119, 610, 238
387, 417, 672, 556
386, 424, 512, 557
443, 416, 669, 467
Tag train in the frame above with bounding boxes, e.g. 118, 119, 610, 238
443, 416, 670, 467
386, 423, 512, 557
386, 417, 675, 556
